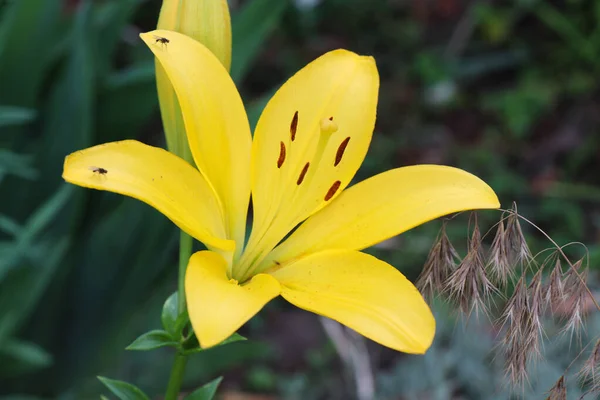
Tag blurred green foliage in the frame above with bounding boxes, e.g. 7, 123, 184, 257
1, 0, 599, 399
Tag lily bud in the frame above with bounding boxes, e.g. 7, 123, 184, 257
155, 0, 232, 161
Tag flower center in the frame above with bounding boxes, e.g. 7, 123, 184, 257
234, 111, 352, 282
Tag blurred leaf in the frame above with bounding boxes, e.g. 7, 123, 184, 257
0, 106, 36, 128
231, 0, 289, 82
0, 150, 37, 180
97, 62, 157, 143
28, 0, 94, 211
0, 396, 47, 400
0, 0, 61, 106
97, 377, 150, 400
125, 330, 177, 351
0, 338, 52, 377
0, 214, 21, 236
0, 185, 72, 282
0, 236, 69, 339
161, 292, 179, 336
93, 0, 143, 78
184, 377, 223, 400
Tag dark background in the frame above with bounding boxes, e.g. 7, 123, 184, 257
1, 0, 599, 398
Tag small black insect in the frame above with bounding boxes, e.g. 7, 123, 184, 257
89, 166, 108, 175
153, 35, 170, 48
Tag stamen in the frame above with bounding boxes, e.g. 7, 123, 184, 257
324, 180, 341, 201
334, 137, 350, 167
320, 117, 338, 135
277, 141, 286, 168
290, 111, 299, 141
228, 278, 239, 285
297, 162, 310, 185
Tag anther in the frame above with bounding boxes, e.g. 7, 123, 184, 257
334, 137, 350, 167
320, 117, 338, 135
324, 180, 341, 201
277, 141, 286, 168
297, 162, 310, 185
290, 111, 299, 141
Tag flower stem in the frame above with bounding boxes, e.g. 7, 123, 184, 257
164, 353, 188, 400
178, 231, 193, 314
164, 231, 193, 399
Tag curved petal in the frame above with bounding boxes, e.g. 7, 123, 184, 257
186, 251, 280, 348
270, 249, 435, 353
238, 50, 379, 278
141, 30, 251, 259
63, 140, 233, 251
267, 165, 499, 266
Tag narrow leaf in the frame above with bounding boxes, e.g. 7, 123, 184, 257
184, 377, 223, 400
231, 0, 288, 82
161, 292, 179, 336
0, 106, 36, 128
125, 330, 178, 351
97, 377, 150, 400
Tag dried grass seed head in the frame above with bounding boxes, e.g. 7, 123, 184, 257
578, 339, 600, 388
416, 222, 459, 299
487, 218, 514, 288
505, 209, 533, 266
545, 375, 567, 400
444, 220, 497, 318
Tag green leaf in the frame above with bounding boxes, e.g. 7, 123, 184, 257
92, 0, 143, 78
161, 292, 179, 336
0, 338, 52, 377
183, 332, 247, 355
125, 330, 178, 351
97, 62, 157, 143
0, 0, 61, 106
0, 150, 37, 180
184, 377, 223, 400
231, 0, 289, 82
0, 106, 36, 128
0, 185, 72, 282
29, 0, 94, 210
97, 377, 150, 400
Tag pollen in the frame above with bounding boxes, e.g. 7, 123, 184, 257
228, 278, 239, 285
334, 137, 350, 167
277, 141, 286, 168
320, 117, 338, 135
297, 162, 310, 185
290, 111, 299, 141
324, 180, 341, 201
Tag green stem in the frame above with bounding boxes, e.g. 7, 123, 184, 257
164, 231, 193, 399
178, 231, 193, 313
164, 353, 188, 400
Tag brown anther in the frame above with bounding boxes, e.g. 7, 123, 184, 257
334, 137, 350, 167
297, 162, 310, 185
324, 180, 341, 201
277, 141, 286, 168
290, 111, 298, 141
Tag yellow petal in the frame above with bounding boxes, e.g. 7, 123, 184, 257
238, 50, 379, 278
141, 30, 251, 259
271, 249, 435, 353
62, 140, 233, 251
186, 251, 280, 348
267, 165, 499, 265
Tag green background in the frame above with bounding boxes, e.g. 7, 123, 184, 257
1, 0, 599, 398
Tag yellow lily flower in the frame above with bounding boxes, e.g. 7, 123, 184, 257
62, 30, 500, 354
